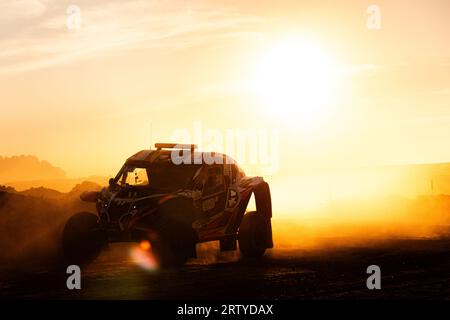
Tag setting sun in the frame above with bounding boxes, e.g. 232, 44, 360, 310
251, 37, 340, 129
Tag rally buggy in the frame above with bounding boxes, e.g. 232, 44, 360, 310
62, 143, 273, 267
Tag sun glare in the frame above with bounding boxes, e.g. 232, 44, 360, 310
251, 37, 340, 130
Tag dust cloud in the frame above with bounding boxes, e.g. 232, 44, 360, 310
270, 195, 450, 250
0, 186, 98, 272
1, 170, 450, 272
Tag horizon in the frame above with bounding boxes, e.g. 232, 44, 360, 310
5, 152, 450, 180
3, 153, 450, 209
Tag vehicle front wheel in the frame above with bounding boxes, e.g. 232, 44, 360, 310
238, 211, 268, 258
150, 218, 195, 268
62, 212, 107, 265
150, 237, 190, 268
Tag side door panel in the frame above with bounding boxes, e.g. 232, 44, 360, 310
193, 165, 230, 239
201, 166, 226, 217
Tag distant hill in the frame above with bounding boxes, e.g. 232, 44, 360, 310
20, 187, 63, 200
67, 180, 103, 197
1, 180, 103, 202
0, 155, 109, 192
5, 176, 108, 192
0, 155, 66, 182
0, 185, 17, 194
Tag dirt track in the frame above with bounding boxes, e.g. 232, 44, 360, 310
0, 238, 449, 299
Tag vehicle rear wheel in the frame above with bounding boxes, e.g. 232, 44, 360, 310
238, 211, 268, 258
62, 212, 106, 265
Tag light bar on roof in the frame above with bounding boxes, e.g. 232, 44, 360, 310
155, 143, 197, 150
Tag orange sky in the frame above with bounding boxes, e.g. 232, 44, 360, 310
1, 0, 449, 179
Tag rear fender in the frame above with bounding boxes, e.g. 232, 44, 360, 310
227, 180, 273, 248
255, 182, 273, 248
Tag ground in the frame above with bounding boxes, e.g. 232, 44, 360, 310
0, 237, 449, 299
